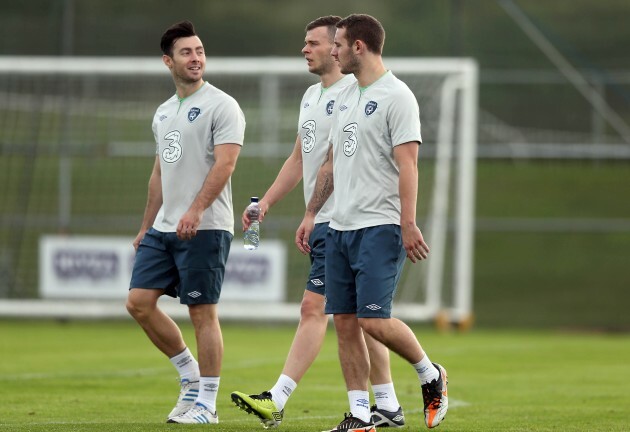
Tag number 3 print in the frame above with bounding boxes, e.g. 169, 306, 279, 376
301, 120, 316, 153
343, 122, 358, 156
162, 130, 182, 163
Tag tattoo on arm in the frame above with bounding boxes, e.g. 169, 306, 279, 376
307, 175, 333, 215
306, 144, 334, 215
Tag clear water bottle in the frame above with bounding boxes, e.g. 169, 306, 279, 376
243, 197, 260, 250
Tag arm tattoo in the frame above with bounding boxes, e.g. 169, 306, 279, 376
306, 143, 334, 215
307, 172, 333, 215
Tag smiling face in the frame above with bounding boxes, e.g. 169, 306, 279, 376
331, 27, 360, 75
301, 26, 336, 76
164, 35, 205, 85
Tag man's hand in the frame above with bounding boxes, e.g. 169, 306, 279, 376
241, 200, 269, 231
177, 207, 204, 240
132, 229, 148, 251
295, 213, 315, 255
402, 222, 430, 263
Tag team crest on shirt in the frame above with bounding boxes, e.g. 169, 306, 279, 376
187, 107, 201, 122
326, 100, 335, 116
365, 101, 378, 116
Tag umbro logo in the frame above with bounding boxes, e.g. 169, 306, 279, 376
303, 102, 310, 108
366, 304, 382, 310
339, 105, 348, 111
311, 279, 324, 286
159, 115, 168, 122
357, 398, 370, 409
188, 291, 201, 298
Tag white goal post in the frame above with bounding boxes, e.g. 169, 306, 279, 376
0, 56, 478, 325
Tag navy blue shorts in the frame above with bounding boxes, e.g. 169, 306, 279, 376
305, 222, 328, 296
130, 228, 233, 305
324, 225, 406, 318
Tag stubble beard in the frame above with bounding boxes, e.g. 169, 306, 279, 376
174, 63, 204, 86
312, 55, 336, 77
339, 54, 360, 76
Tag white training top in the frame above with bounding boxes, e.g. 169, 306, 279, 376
329, 71, 422, 231
298, 74, 356, 224
151, 82, 245, 234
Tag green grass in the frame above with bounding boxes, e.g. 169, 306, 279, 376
0, 320, 628, 431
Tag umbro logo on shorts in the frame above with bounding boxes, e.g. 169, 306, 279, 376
311, 279, 324, 286
366, 304, 382, 310
188, 291, 201, 298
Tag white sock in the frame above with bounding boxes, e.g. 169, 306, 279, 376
413, 354, 439, 385
348, 390, 371, 423
270, 374, 297, 411
196, 376, 220, 413
169, 347, 200, 382
372, 382, 400, 412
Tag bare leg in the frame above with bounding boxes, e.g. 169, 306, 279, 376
358, 317, 424, 364
364, 331, 392, 385
126, 288, 186, 357
188, 303, 222, 377
333, 313, 370, 391
281, 290, 329, 382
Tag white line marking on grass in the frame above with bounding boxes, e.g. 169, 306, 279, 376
0, 367, 171, 381
449, 398, 471, 408
0, 354, 292, 382
0, 355, 288, 382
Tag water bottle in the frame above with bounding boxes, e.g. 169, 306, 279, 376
243, 197, 260, 250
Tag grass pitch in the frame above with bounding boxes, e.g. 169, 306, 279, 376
0, 320, 628, 431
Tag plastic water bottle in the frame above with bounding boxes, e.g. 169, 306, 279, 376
243, 197, 260, 250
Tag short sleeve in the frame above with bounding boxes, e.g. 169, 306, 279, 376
212, 96, 246, 146
387, 87, 422, 147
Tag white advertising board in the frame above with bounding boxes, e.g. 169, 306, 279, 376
39, 235, 286, 302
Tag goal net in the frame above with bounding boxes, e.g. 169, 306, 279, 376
0, 56, 477, 324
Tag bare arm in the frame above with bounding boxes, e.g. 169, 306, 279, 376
394, 142, 429, 263
177, 143, 241, 240
295, 143, 334, 254
242, 135, 303, 230
133, 156, 163, 250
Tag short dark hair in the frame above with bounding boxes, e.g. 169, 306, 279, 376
336, 14, 385, 55
305, 15, 342, 41
160, 20, 197, 57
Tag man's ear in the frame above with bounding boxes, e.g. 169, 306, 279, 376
353, 39, 364, 54
162, 54, 173, 69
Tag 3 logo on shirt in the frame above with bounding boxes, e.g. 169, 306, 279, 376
162, 130, 182, 163
342, 122, 358, 157
301, 120, 316, 153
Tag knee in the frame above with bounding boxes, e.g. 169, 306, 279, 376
358, 317, 381, 339
333, 313, 360, 334
188, 304, 218, 327
126, 291, 155, 320
299, 294, 325, 321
